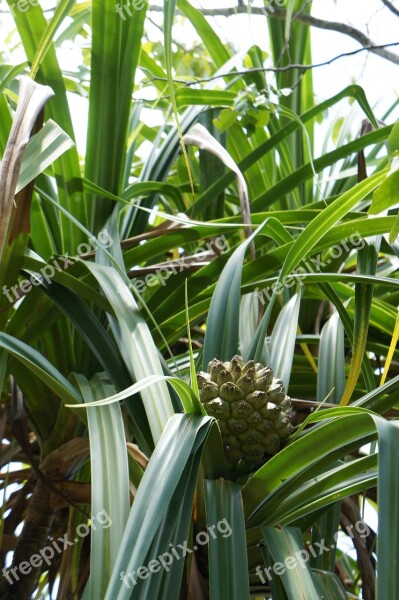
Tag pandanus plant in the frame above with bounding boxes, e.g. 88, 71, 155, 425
1, 0, 399, 599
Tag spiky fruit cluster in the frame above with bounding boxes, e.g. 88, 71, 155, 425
197, 355, 292, 466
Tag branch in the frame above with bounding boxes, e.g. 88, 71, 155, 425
143, 43, 399, 88
282, 9, 399, 66
147, 5, 399, 66
381, 0, 399, 18
205, 41, 399, 75
2, 3, 398, 65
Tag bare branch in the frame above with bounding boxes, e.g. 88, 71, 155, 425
2, 3, 398, 65
147, 4, 399, 66
282, 9, 399, 65
142, 43, 399, 88
381, 0, 399, 18
3, 3, 397, 66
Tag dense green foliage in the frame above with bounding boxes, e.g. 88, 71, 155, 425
0, 1, 399, 599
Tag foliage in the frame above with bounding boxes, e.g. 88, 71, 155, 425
0, 1, 398, 599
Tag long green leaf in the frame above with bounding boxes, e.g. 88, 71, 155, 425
103, 414, 212, 600
29, 0, 76, 79
204, 479, 250, 600
279, 170, 388, 282
340, 242, 377, 405
269, 292, 301, 390
86, 0, 147, 232
0, 332, 81, 406
85, 263, 175, 443
261, 526, 324, 600
75, 373, 130, 600
374, 419, 399, 600
16, 118, 74, 192
317, 312, 345, 404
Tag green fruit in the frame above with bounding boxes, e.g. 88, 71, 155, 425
198, 355, 292, 466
